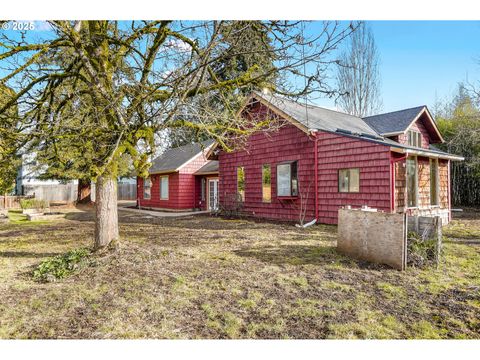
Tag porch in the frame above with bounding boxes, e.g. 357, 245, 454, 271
392, 153, 451, 224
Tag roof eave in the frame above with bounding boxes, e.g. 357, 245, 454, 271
148, 169, 179, 175
194, 171, 219, 176
390, 147, 464, 161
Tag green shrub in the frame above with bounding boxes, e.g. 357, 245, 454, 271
20, 198, 49, 210
32, 248, 91, 282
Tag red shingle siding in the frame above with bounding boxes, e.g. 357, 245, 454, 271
136, 152, 211, 210
137, 172, 180, 208
316, 132, 391, 224
219, 106, 392, 224
219, 123, 316, 222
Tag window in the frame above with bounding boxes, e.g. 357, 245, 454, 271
237, 167, 245, 202
430, 159, 439, 206
143, 177, 151, 199
407, 130, 422, 148
406, 157, 418, 207
160, 176, 169, 200
338, 168, 360, 193
277, 161, 298, 197
201, 178, 206, 201
262, 164, 271, 203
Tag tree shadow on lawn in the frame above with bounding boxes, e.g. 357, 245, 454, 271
0, 251, 61, 258
234, 244, 390, 270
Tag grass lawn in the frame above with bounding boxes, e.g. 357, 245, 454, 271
0, 207, 479, 339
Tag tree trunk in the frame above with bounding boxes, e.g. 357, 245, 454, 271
77, 178, 92, 203
94, 176, 119, 250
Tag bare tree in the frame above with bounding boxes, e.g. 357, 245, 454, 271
0, 20, 357, 250
335, 22, 382, 117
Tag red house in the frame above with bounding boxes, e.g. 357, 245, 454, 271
137, 92, 462, 224
211, 92, 463, 225
137, 140, 219, 211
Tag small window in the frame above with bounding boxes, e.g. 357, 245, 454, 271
143, 177, 151, 200
430, 159, 439, 206
277, 161, 298, 197
237, 167, 245, 202
201, 178, 206, 201
262, 164, 271, 203
407, 130, 422, 147
338, 168, 360, 193
406, 157, 418, 207
160, 176, 169, 200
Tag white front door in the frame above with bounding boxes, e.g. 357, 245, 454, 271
208, 179, 219, 211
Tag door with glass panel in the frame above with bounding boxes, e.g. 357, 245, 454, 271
208, 179, 219, 211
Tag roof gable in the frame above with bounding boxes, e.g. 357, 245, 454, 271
363, 106, 443, 143
149, 139, 214, 174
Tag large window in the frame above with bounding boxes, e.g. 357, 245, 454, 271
277, 161, 298, 197
160, 176, 169, 200
262, 164, 271, 203
430, 159, 439, 206
406, 157, 418, 207
407, 130, 422, 148
338, 168, 360, 193
143, 177, 151, 199
237, 167, 245, 202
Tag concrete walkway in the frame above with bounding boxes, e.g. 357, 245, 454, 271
118, 202, 210, 218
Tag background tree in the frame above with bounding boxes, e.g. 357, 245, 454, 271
334, 22, 382, 117
0, 84, 20, 196
0, 20, 356, 250
436, 83, 480, 206
168, 21, 277, 147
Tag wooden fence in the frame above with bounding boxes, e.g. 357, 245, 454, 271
22, 183, 77, 203
0, 195, 34, 209
90, 182, 137, 202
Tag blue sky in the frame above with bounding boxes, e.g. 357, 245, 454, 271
3, 21, 480, 115
315, 21, 480, 113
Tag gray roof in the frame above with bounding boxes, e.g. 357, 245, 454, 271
194, 160, 219, 175
251, 92, 462, 161
362, 106, 426, 135
149, 139, 214, 174
261, 92, 380, 137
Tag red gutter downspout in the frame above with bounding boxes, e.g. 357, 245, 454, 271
447, 160, 451, 222
313, 131, 319, 221
390, 153, 407, 213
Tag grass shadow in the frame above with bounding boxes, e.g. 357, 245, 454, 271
0, 251, 61, 258
234, 244, 349, 266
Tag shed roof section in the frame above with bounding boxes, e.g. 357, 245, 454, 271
194, 160, 219, 175
149, 139, 214, 174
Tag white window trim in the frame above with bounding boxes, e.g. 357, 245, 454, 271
160, 175, 169, 200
